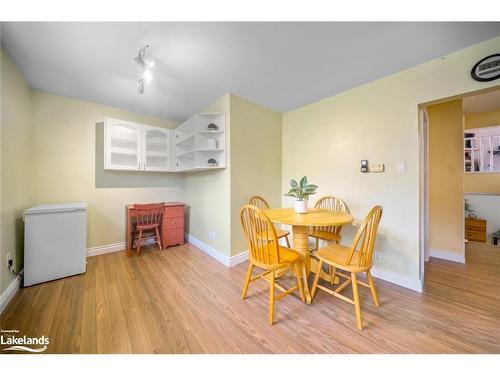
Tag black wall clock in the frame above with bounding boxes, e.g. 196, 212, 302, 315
471, 54, 500, 82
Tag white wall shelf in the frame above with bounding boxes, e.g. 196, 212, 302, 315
174, 113, 226, 172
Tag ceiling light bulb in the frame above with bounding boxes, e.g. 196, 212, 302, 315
147, 60, 155, 68
143, 69, 153, 82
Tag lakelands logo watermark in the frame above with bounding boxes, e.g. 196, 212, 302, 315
1, 329, 49, 353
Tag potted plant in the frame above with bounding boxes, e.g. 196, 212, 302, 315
464, 198, 476, 219
284, 176, 318, 214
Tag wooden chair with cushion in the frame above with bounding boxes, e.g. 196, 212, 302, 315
249, 195, 291, 247
131, 203, 164, 256
240, 205, 306, 325
311, 206, 383, 330
309, 195, 350, 251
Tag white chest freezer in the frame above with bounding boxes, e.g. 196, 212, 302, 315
23, 203, 88, 287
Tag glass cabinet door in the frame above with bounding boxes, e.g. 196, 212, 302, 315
104, 118, 141, 170
142, 125, 170, 171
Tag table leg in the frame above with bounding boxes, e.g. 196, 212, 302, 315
291, 225, 312, 304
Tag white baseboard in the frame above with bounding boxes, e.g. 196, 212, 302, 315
87, 242, 126, 257
229, 251, 249, 267
185, 234, 248, 268
369, 267, 423, 293
429, 248, 465, 264
186, 234, 231, 267
0, 274, 22, 314
87, 238, 160, 257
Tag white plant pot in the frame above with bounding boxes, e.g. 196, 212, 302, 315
294, 200, 308, 214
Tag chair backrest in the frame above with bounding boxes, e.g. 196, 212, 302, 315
312, 195, 350, 234
248, 195, 270, 210
133, 203, 164, 226
240, 205, 281, 267
346, 206, 383, 268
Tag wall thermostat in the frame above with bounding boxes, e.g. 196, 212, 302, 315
360, 160, 368, 173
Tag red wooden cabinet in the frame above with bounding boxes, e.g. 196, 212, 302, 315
162, 202, 185, 248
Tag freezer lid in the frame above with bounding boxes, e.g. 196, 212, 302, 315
24, 202, 87, 216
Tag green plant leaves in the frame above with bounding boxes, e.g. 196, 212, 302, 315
284, 176, 318, 200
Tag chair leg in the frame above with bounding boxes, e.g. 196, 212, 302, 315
366, 270, 380, 307
241, 263, 254, 299
269, 270, 276, 325
136, 230, 143, 256
285, 235, 291, 248
155, 227, 162, 250
294, 263, 305, 302
311, 259, 323, 299
351, 272, 363, 330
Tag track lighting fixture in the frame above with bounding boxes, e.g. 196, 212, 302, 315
135, 44, 154, 94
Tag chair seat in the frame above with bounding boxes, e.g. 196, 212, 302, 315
276, 229, 290, 239
308, 229, 340, 242
277, 246, 301, 264
316, 243, 370, 271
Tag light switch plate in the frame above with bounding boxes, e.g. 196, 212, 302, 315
396, 161, 406, 173
370, 163, 385, 173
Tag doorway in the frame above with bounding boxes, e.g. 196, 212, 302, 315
420, 86, 500, 286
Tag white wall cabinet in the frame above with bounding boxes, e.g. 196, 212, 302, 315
142, 125, 171, 171
104, 118, 171, 172
103, 113, 226, 173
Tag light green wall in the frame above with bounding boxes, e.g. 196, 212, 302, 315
184, 94, 232, 255
282, 36, 500, 281
1, 49, 32, 294
30, 91, 184, 249
229, 94, 282, 256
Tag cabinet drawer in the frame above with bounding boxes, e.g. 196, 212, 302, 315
465, 231, 486, 242
164, 206, 184, 218
163, 228, 184, 246
164, 217, 183, 230
465, 219, 486, 228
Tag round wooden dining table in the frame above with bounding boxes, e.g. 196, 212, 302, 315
264, 207, 354, 304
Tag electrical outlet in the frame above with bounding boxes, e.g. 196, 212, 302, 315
6, 252, 12, 268
208, 231, 216, 241
374, 251, 382, 263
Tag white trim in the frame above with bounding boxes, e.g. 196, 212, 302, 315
87, 238, 160, 257
185, 235, 248, 268
87, 242, 126, 257
229, 251, 248, 267
369, 267, 423, 293
186, 234, 230, 267
0, 274, 22, 314
429, 248, 466, 264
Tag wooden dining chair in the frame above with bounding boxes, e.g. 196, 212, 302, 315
309, 195, 350, 251
249, 195, 291, 247
131, 203, 164, 256
240, 205, 306, 325
311, 206, 383, 330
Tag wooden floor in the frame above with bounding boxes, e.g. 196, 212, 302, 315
2, 241, 500, 353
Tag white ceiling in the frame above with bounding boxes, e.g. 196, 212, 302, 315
463, 89, 500, 114
2, 22, 500, 121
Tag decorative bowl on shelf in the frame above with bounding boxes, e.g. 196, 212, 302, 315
207, 158, 218, 167
207, 123, 219, 131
